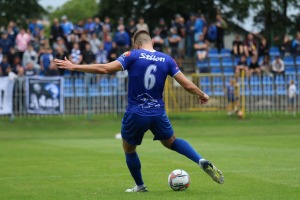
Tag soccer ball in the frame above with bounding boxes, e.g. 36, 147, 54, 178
168, 169, 190, 191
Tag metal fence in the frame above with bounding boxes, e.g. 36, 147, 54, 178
2, 73, 299, 118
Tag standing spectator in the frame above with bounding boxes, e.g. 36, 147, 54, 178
259, 55, 273, 77
61, 15, 74, 37
15, 28, 31, 59
104, 35, 113, 53
207, 23, 218, 45
235, 55, 248, 76
287, 80, 297, 115
175, 16, 186, 58
0, 55, 11, 76
28, 18, 43, 37
280, 35, 292, 56
168, 27, 181, 65
89, 33, 102, 55
54, 46, 68, 76
136, 17, 149, 32
291, 33, 300, 56
6, 26, 17, 47
152, 28, 164, 52
248, 56, 261, 77
74, 20, 85, 38
84, 18, 96, 35
94, 17, 104, 39
24, 62, 37, 76
215, 13, 228, 53
50, 18, 64, 48
22, 44, 39, 70
107, 42, 118, 62
126, 18, 137, 43
7, 47, 18, 66
40, 47, 54, 76
271, 55, 285, 78
69, 43, 83, 75
243, 33, 257, 57
79, 33, 89, 53
96, 43, 108, 64
0, 31, 13, 55
158, 18, 169, 40
82, 43, 95, 64
231, 35, 244, 57
102, 16, 112, 41
258, 37, 269, 59
113, 24, 130, 55
185, 14, 196, 57
194, 13, 207, 40
194, 33, 208, 62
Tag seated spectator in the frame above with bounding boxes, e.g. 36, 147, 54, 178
243, 33, 258, 57
79, 33, 89, 53
104, 35, 113, 53
7, 47, 18, 66
96, 43, 108, 64
22, 44, 39, 70
84, 18, 96, 35
82, 43, 95, 64
53, 37, 68, 54
248, 55, 261, 77
24, 62, 37, 76
40, 46, 54, 76
48, 61, 59, 76
54, 46, 68, 76
259, 55, 273, 77
168, 27, 181, 60
235, 55, 248, 76
69, 43, 83, 76
280, 34, 292, 56
66, 33, 79, 53
89, 33, 101, 55
231, 35, 244, 57
0, 55, 11, 76
113, 24, 130, 55
291, 33, 300, 56
12, 56, 24, 77
107, 42, 118, 62
0, 31, 13, 55
193, 33, 208, 62
271, 55, 285, 78
258, 37, 269, 59
152, 28, 164, 52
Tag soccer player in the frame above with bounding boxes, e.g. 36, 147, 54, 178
54, 30, 224, 192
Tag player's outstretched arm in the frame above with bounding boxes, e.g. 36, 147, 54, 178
53, 57, 122, 74
174, 72, 209, 104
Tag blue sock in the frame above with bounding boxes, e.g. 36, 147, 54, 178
125, 152, 144, 186
171, 138, 202, 164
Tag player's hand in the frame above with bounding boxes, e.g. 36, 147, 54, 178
199, 93, 209, 105
53, 57, 74, 70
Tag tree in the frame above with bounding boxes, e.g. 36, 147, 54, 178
49, 0, 98, 23
0, 0, 46, 26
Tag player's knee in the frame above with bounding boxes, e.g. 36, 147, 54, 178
161, 135, 176, 149
122, 139, 136, 153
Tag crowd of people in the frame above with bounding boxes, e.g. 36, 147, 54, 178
0, 13, 300, 78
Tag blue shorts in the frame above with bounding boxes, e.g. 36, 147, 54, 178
121, 112, 174, 145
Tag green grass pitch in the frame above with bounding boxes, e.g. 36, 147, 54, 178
0, 113, 299, 200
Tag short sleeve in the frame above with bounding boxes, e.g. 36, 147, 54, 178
168, 57, 181, 77
117, 51, 134, 70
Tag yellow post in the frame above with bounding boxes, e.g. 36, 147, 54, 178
165, 77, 169, 115
241, 70, 246, 119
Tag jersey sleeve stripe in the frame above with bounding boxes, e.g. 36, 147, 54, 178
116, 60, 125, 71
172, 71, 181, 77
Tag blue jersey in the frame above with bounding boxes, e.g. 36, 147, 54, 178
117, 49, 180, 116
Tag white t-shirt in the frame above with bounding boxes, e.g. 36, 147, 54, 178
289, 84, 297, 98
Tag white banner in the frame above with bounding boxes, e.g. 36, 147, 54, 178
26, 76, 64, 114
0, 77, 15, 115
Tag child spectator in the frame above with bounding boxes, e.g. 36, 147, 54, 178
40, 46, 54, 76
225, 79, 239, 116
231, 35, 244, 57
24, 62, 37, 76
69, 43, 83, 76
271, 55, 285, 78
259, 55, 273, 77
235, 55, 248, 76
96, 43, 108, 64
248, 56, 261, 77
12, 56, 24, 77
243, 33, 257, 57
194, 33, 208, 62
287, 80, 297, 115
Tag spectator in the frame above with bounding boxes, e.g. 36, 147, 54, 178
73, 20, 85, 38
94, 17, 104, 39
152, 28, 164, 52
287, 80, 297, 114
69, 43, 82, 75
158, 18, 169, 40
235, 55, 248, 76
258, 37, 269, 59
15, 28, 31, 59
107, 42, 118, 62
61, 15, 74, 37
54, 46, 68, 76
259, 55, 273, 77
280, 35, 292, 57
12, 56, 24, 77
207, 23, 218, 44
194, 33, 208, 62
39, 29, 48, 48
6, 26, 17, 47
231, 35, 244, 57
0, 55, 11, 76
291, 33, 300, 56
126, 18, 137, 43
103, 16, 112, 34
136, 17, 149, 32
225, 79, 239, 116
22, 44, 39, 70
185, 14, 196, 57
40, 46, 54, 76
31, 36, 41, 52
66, 33, 79, 53
104, 34, 113, 53
53, 37, 68, 54
7, 47, 18, 66
28, 18, 43, 37
243, 33, 257, 57
7, 21, 19, 42
113, 24, 130, 55
82, 43, 95, 64
48, 61, 59, 76
79, 33, 89, 53
0, 31, 13, 55
271, 55, 285, 78
24, 62, 37, 76
215, 13, 228, 53
89, 33, 102, 55
49, 18, 64, 48
96, 43, 108, 64
173, 15, 186, 57
84, 18, 96, 35
194, 13, 207, 40
248, 56, 261, 77
168, 27, 181, 60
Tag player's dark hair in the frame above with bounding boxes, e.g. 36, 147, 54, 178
132, 30, 150, 44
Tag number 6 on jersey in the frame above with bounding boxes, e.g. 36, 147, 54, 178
144, 64, 157, 90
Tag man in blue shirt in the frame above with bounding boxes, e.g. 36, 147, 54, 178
54, 30, 224, 192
